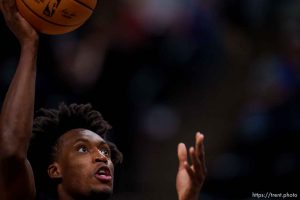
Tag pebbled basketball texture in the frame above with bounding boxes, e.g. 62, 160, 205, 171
16, 0, 97, 35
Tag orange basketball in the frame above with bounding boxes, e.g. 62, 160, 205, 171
16, 0, 97, 35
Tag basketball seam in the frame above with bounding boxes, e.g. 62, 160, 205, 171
20, 0, 83, 27
73, 0, 95, 11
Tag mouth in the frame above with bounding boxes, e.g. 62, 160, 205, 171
95, 166, 112, 182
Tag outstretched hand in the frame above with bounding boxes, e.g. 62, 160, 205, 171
0, 0, 38, 46
176, 132, 207, 200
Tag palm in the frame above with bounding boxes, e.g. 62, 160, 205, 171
176, 165, 196, 200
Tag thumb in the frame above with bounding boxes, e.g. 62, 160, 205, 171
177, 143, 187, 169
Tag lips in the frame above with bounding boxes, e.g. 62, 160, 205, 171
95, 166, 112, 182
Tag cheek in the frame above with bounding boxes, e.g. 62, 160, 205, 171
60, 157, 95, 196
59, 157, 115, 195
61, 156, 92, 182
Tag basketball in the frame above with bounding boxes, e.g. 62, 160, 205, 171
16, 0, 97, 35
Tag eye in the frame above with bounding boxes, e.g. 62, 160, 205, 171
78, 145, 88, 153
100, 148, 110, 157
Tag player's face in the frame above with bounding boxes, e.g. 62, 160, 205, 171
54, 129, 114, 199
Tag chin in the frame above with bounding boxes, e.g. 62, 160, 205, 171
93, 185, 113, 195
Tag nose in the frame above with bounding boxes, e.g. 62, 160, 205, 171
93, 149, 108, 164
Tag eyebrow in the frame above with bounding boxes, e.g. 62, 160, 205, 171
73, 138, 108, 146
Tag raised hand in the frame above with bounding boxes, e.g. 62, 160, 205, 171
0, 0, 38, 46
176, 132, 207, 200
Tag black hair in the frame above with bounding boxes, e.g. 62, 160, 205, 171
28, 103, 123, 197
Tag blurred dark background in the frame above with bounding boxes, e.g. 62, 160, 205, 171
1, 0, 299, 199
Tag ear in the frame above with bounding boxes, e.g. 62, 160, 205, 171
48, 162, 62, 179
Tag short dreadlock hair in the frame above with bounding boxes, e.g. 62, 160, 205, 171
28, 103, 123, 197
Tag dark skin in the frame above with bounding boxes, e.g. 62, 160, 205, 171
0, 1, 206, 199
49, 129, 115, 200
0, 0, 38, 199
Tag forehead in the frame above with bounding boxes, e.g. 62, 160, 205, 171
59, 129, 105, 145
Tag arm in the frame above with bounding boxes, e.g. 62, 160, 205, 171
176, 132, 207, 200
0, 0, 38, 199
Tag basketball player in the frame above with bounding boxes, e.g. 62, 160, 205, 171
0, 0, 207, 200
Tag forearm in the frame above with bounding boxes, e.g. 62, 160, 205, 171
0, 39, 38, 158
